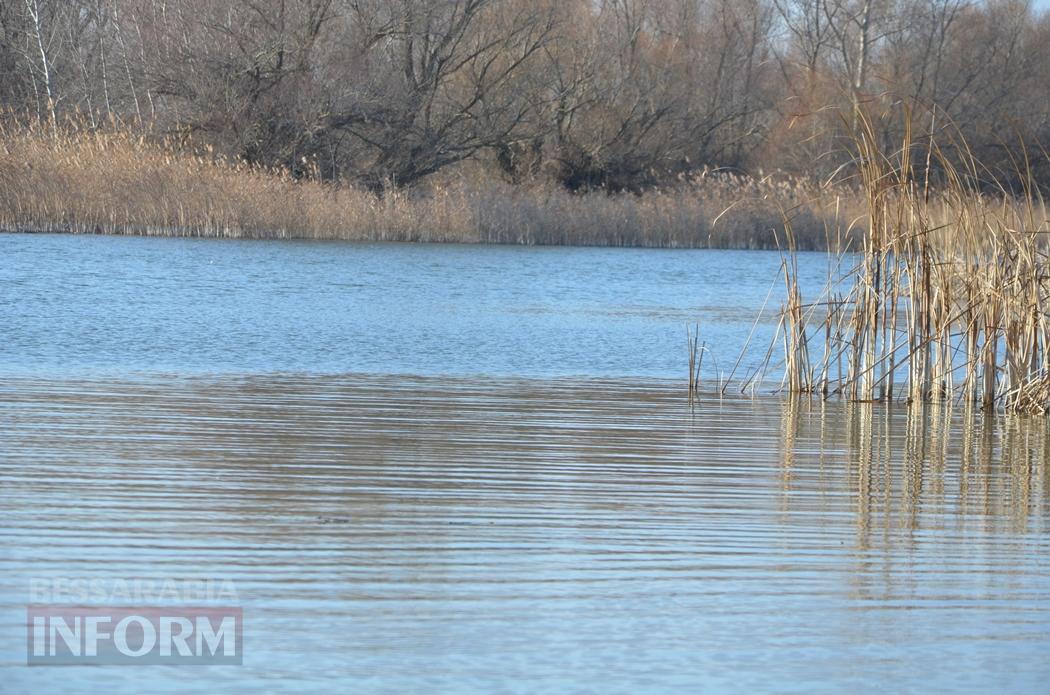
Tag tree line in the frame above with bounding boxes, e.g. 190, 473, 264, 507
2, 0, 1048, 191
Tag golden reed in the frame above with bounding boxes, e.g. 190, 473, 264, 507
0, 117, 853, 249
772, 104, 1050, 414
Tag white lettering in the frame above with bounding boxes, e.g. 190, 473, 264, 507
196, 616, 235, 656
113, 615, 157, 657
160, 616, 194, 656
49, 616, 80, 656
84, 616, 111, 656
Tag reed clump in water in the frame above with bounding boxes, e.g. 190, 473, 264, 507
0, 117, 857, 249
775, 106, 1050, 414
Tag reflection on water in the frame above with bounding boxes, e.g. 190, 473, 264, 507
777, 398, 1049, 540
1, 375, 1047, 692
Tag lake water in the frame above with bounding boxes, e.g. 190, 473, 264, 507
1, 234, 1048, 693
0, 233, 839, 380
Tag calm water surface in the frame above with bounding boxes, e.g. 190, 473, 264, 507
0, 234, 1047, 693
0, 233, 835, 379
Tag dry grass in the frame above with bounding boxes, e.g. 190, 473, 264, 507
0, 119, 854, 249
772, 106, 1050, 414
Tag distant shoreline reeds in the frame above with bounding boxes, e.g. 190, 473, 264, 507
0, 119, 855, 250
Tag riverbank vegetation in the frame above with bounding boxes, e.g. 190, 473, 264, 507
2, 0, 1049, 197
0, 119, 854, 247
767, 109, 1050, 414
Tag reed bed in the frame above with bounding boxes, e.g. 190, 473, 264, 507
0, 120, 853, 249
772, 108, 1050, 414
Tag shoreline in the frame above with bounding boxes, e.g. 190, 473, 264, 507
0, 226, 837, 251
0, 127, 853, 252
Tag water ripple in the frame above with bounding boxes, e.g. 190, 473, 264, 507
1, 374, 1048, 693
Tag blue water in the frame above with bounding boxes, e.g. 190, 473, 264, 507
0, 233, 835, 379
1, 233, 1046, 694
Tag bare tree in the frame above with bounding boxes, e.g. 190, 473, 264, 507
20, 0, 59, 124
323, 0, 555, 187
1, 0, 1049, 191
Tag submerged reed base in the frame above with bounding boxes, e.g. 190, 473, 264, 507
772, 108, 1050, 415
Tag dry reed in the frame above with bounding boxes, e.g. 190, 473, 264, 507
0, 119, 855, 249
687, 323, 704, 404
772, 105, 1050, 414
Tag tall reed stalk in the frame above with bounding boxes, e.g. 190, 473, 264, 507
775, 104, 1050, 414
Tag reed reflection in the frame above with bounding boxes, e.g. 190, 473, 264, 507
776, 396, 1049, 543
